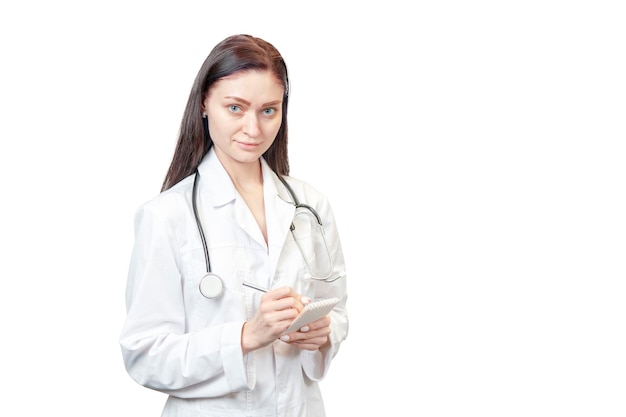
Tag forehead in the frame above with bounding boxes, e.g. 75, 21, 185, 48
208, 70, 284, 99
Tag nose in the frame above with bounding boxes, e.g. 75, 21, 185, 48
242, 113, 260, 138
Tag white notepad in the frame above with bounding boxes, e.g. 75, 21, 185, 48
281, 297, 340, 336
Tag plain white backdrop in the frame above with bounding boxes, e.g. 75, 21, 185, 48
1, 1, 625, 416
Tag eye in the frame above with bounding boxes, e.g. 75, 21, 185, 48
262, 108, 276, 116
229, 105, 242, 113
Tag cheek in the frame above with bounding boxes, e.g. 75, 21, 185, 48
207, 114, 232, 140
265, 119, 282, 137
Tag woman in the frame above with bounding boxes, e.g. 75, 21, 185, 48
120, 34, 349, 417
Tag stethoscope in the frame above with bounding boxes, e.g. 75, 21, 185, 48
192, 169, 335, 299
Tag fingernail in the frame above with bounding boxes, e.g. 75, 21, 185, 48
300, 326, 310, 332
280, 335, 290, 342
302, 296, 311, 304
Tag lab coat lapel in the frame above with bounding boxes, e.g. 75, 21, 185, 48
232, 196, 266, 248
262, 161, 295, 274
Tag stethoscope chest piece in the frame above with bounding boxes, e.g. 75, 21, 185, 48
199, 273, 224, 299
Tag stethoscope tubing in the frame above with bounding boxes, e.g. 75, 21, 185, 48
192, 169, 211, 273
192, 169, 333, 299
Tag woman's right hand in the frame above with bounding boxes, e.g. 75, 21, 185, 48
241, 286, 307, 354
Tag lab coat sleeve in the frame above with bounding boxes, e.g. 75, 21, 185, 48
300, 305, 348, 381
119, 198, 250, 398
298, 191, 349, 381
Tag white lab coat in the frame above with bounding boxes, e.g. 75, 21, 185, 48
120, 148, 349, 417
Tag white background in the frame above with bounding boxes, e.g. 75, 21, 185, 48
1, 1, 625, 416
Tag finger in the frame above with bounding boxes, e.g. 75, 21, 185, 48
263, 286, 295, 301
290, 337, 328, 351
299, 316, 331, 332
259, 295, 301, 315
285, 326, 330, 342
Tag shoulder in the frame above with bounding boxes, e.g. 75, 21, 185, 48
279, 174, 330, 207
134, 174, 195, 226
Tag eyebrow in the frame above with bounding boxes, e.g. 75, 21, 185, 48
224, 96, 282, 107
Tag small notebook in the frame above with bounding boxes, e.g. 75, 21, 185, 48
281, 297, 340, 336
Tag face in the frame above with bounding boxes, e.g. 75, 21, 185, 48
203, 70, 284, 170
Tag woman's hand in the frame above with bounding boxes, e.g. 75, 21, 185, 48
280, 315, 331, 351
241, 286, 306, 354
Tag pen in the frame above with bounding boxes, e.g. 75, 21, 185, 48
243, 281, 268, 293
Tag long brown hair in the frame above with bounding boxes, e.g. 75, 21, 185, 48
161, 34, 291, 191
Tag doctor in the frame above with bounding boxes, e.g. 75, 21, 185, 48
119, 34, 348, 417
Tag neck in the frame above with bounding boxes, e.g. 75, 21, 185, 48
219, 158, 263, 193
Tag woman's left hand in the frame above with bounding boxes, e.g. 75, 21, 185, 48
281, 315, 331, 351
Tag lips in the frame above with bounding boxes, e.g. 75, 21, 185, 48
236, 139, 261, 147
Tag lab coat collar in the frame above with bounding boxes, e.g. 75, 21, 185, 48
261, 158, 297, 258
196, 149, 236, 207
195, 148, 293, 207
195, 147, 295, 252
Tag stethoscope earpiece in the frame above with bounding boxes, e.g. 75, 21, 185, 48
199, 273, 224, 299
